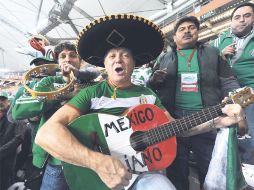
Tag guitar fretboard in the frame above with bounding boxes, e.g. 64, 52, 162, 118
146, 99, 233, 146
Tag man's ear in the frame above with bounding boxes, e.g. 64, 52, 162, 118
103, 61, 106, 67
173, 35, 176, 43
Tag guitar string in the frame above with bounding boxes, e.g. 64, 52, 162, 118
136, 100, 231, 143
99, 98, 249, 151
109, 105, 223, 150
106, 103, 226, 151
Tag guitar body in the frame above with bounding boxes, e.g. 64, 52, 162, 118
62, 104, 176, 190
126, 104, 177, 171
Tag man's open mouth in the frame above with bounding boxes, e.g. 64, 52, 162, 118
115, 66, 124, 74
183, 35, 192, 39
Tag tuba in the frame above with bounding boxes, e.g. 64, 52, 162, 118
23, 64, 76, 101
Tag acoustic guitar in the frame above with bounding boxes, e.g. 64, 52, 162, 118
62, 87, 254, 190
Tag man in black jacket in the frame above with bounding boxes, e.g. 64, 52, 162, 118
0, 91, 25, 189
149, 16, 241, 190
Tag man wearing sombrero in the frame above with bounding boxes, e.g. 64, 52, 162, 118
35, 14, 246, 190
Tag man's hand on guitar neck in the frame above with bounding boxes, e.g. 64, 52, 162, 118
180, 103, 246, 137
205, 104, 246, 130
219, 104, 247, 128
90, 152, 132, 189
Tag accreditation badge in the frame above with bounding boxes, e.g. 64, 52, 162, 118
180, 73, 198, 92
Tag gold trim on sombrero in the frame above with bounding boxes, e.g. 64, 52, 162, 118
76, 14, 165, 49
76, 14, 166, 65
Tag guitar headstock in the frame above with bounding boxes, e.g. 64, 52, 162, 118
230, 87, 254, 108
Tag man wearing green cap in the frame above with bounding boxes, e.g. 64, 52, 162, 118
34, 15, 246, 190
29, 56, 55, 67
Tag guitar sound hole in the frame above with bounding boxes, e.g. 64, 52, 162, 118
130, 131, 148, 151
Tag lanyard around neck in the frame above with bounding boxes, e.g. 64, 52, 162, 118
177, 48, 197, 70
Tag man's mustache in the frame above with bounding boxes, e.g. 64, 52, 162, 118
183, 33, 192, 38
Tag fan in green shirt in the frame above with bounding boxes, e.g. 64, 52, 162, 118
11, 41, 100, 190
211, 3, 254, 187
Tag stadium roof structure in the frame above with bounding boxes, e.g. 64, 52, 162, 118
0, 0, 173, 71
1, 0, 252, 72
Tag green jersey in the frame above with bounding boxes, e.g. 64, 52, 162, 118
175, 49, 203, 111
67, 80, 165, 115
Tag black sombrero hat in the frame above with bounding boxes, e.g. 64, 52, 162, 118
76, 14, 166, 67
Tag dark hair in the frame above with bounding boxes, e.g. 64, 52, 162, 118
174, 16, 200, 34
231, 3, 254, 20
54, 41, 77, 62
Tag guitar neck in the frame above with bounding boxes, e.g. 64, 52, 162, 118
146, 99, 233, 146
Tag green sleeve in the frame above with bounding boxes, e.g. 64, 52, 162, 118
67, 88, 92, 114
12, 96, 56, 120
209, 30, 232, 51
11, 80, 37, 108
12, 77, 58, 120
209, 39, 216, 47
